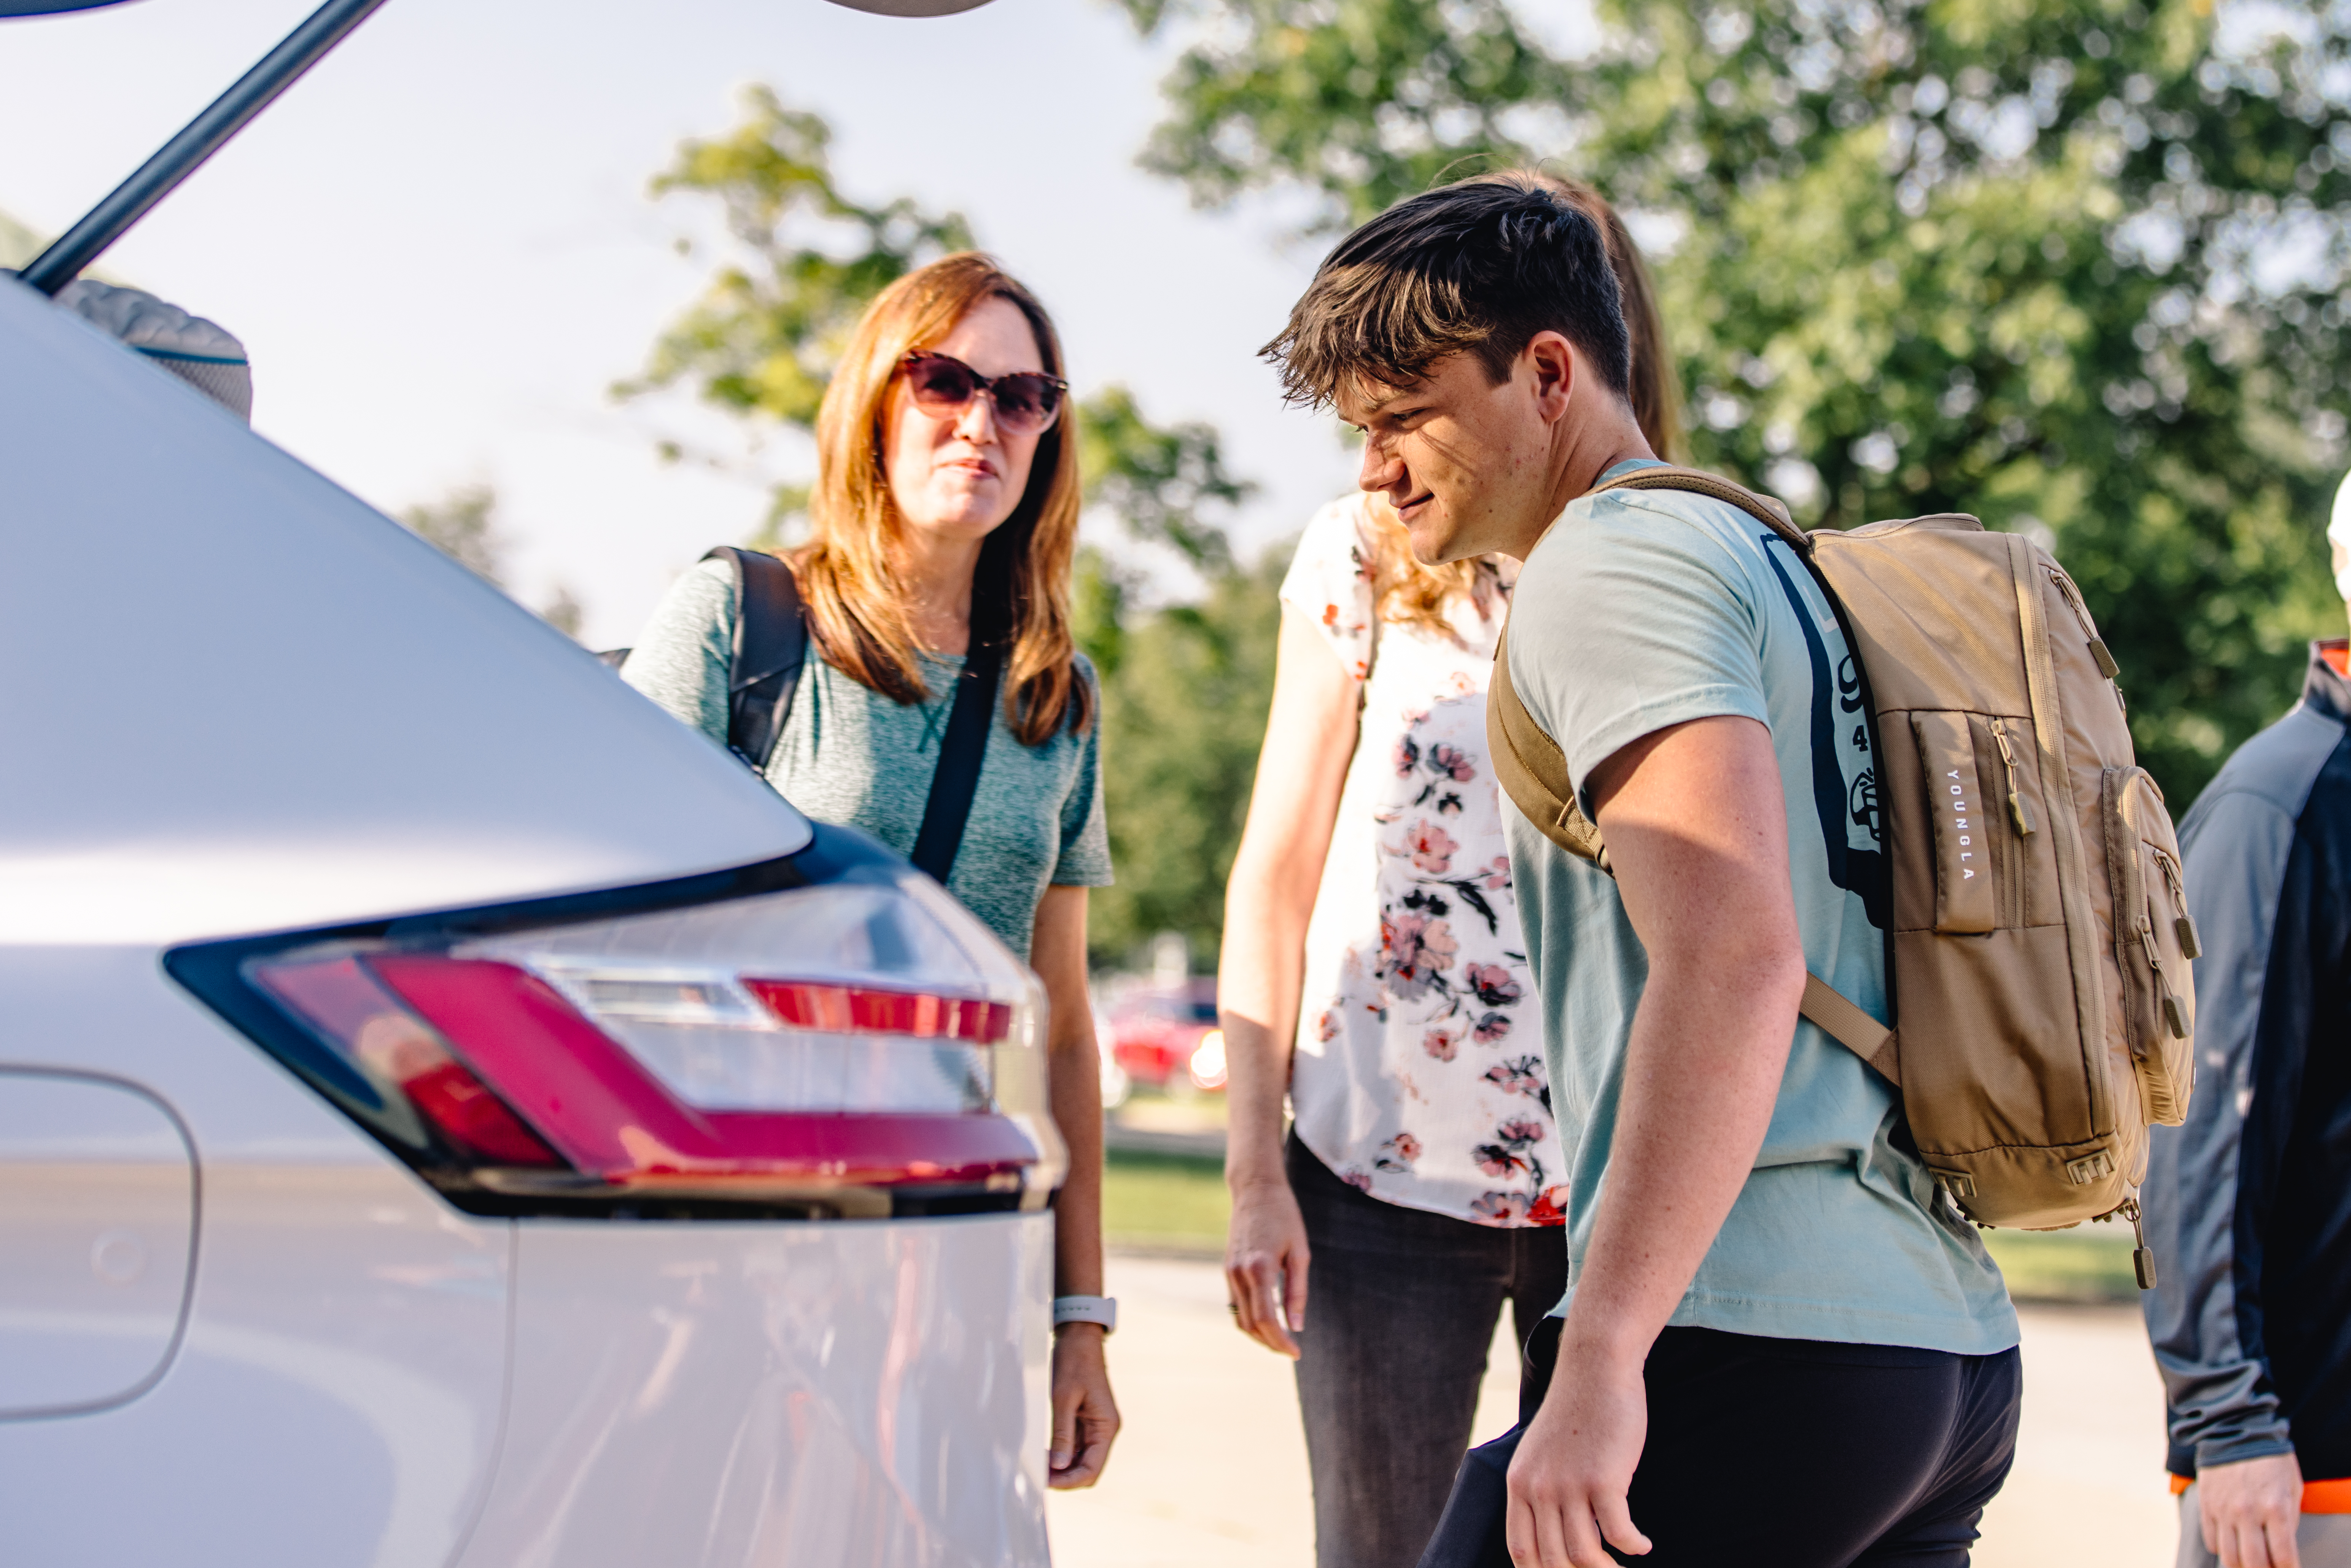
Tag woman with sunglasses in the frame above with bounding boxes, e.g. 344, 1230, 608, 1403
622, 252, 1119, 1487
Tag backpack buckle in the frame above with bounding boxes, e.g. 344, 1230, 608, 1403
2065, 1150, 2117, 1185
1928, 1168, 1976, 1199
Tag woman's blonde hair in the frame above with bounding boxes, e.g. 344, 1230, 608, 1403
1362, 172, 1685, 641
794, 253, 1090, 745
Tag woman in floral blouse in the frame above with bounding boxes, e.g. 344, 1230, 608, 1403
1216, 174, 1685, 1568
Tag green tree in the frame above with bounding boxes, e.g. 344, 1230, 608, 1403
1117, 0, 2351, 805
629, 87, 1266, 966
1083, 548, 1285, 966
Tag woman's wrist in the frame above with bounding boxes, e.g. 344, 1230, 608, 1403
1226, 1152, 1292, 1196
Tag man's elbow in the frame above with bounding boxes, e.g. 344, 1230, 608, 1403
1651, 920, 1807, 1019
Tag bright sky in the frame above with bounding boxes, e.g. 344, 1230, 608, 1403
0, 0, 1443, 647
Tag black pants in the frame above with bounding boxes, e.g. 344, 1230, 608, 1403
1424, 1321, 2022, 1568
1289, 1132, 1570, 1568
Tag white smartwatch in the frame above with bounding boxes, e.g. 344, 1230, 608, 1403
1051, 1294, 1117, 1334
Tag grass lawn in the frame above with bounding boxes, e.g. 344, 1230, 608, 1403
1102, 1148, 1228, 1256
1104, 1146, 2146, 1305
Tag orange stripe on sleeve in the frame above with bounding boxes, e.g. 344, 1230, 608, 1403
2167, 1473, 2351, 1512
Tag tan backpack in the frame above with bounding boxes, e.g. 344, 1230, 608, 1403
1487, 466, 2195, 1280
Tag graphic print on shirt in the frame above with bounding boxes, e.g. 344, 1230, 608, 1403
1279, 495, 1566, 1227
1757, 537, 1891, 931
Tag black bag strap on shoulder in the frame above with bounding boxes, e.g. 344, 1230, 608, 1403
908, 623, 1005, 886
701, 545, 807, 774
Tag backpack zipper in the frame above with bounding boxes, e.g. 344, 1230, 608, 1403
1989, 718, 2035, 836
2155, 847, 2201, 959
2120, 1196, 2157, 1289
2138, 920, 2191, 1040
2047, 569, 2122, 680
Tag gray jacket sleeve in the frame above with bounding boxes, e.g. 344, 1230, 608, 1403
2143, 784, 2299, 1469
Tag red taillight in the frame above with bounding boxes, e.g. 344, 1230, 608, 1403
253, 956, 563, 1168
367, 955, 1037, 1188
744, 979, 1010, 1043
208, 873, 1062, 1214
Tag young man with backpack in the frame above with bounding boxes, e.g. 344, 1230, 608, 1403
1263, 175, 2024, 1566
2140, 474, 2351, 1568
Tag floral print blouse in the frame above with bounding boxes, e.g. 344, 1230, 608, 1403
1280, 496, 1567, 1228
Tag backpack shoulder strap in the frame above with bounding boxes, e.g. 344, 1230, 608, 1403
702, 545, 807, 773
1589, 463, 1812, 556
1484, 498, 1900, 1085
908, 631, 1005, 886
1487, 625, 1611, 871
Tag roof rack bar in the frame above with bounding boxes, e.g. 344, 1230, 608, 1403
19, 0, 392, 296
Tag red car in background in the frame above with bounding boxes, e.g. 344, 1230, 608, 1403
1101, 980, 1224, 1093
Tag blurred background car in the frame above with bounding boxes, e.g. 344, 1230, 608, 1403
1099, 979, 1223, 1096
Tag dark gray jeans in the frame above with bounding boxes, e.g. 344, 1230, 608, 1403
1287, 1132, 1569, 1568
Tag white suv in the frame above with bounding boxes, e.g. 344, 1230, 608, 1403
0, 268, 1063, 1565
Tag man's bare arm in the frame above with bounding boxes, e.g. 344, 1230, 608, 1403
1505, 715, 1807, 1567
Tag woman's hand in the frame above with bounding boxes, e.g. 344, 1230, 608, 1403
1225, 1174, 1311, 1357
1048, 1323, 1120, 1488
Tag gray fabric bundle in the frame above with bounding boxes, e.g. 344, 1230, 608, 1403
54, 278, 252, 422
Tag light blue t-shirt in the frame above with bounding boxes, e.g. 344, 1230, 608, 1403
1504, 460, 2017, 1354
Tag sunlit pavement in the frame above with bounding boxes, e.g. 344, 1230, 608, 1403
1048, 1254, 2175, 1566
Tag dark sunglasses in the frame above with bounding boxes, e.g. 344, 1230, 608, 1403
899, 351, 1068, 437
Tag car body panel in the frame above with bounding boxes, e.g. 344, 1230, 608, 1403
0, 948, 511, 1567
0, 276, 809, 950
0, 1070, 196, 1415
459, 1211, 1054, 1568
0, 237, 1049, 1568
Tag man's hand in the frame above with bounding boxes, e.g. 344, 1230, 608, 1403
2198, 1453, 2304, 1568
1048, 1323, 1120, 1488
1505, 1328, 1654, 1565
1225, 1176, 1310, 1357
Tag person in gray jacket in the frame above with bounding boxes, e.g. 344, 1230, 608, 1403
2145, 472, 2351, 1568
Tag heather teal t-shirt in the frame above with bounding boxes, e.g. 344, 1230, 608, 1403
623, 558, 1112, 962
1504, 460, 2016, 1353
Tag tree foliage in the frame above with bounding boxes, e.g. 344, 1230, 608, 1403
1080, 549, 1284, 965
630, 87, 1266, 966
1117, 0, 2351, 805
619, 86, 975, 434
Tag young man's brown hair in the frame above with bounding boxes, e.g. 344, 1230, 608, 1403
1262, 172, 1635, 410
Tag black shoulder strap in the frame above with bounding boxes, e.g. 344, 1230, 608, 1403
909, 629, 1006, 886
702, 545, 806, 774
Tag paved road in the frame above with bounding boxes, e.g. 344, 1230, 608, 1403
1048, 1254, 2176, 1566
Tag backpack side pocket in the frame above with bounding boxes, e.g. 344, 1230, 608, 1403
2102, 766, 2196, 1126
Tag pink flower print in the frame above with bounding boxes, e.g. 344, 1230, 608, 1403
1422, 1027, 1458, 1062
1482, 1056, 1545, 1097
1401, 820, 1459, 875
1472, 1011, 1513, 1044
1378, 913, 1459, 1000
1393, 734, 1421, 776
1428, 743, 1476, 782
1475, 1144, 1527, 1179
1465, 963, 1522, 1008
1318, 1010, 1341, 1043
1496, 1117, 1546, 1147
1373, 1132, 1422, 1172
1341, 1168, 1374, 1193
1470, 1191, 1532, 1225
1483, 856, 1513, 891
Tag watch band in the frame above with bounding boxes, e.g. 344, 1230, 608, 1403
1051, 1294, 1117, 1334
